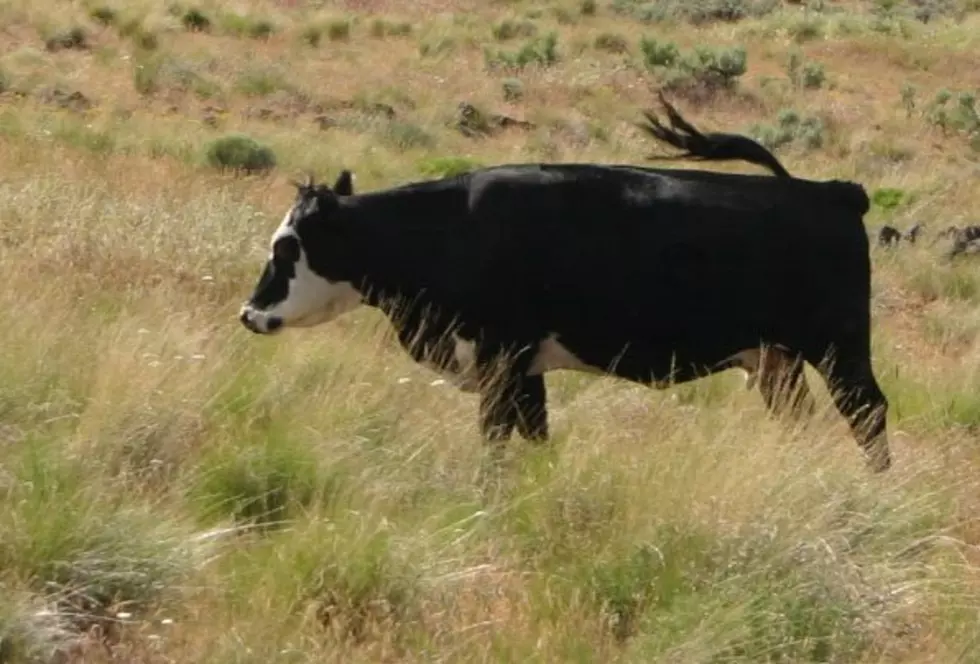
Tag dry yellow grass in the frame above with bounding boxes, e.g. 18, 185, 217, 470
2, 0, 980, 662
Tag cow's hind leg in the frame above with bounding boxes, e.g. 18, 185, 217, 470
809, 350, 891, 472
515, 375, 549, 442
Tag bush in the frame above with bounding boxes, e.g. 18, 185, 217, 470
88, 6, 117, 26
594, 32, 630, 53
641, 38, 747, 95
492, 18, 538, 41
326, 19, 352, 41
369, 19, 413, 38
300, 24, 322, 47
787, 52, 826, 90
379, 122, 435, 151
872, 187, 909, 212
502, 77, 524, 101
612, 0, 779, 25
748, 109, 826, 151
220, 13, 276, 39
181, 8, 212, 32
417, 156, 484, 178
639, 36, 680, 67
925, 89, 979, 142
484, 32, 559, 71
43, 26, 87, 51
204, 134, 277, 174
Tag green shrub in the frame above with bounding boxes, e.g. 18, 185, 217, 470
300, 24, 322, 47
220, 13, 276, 39
612, 0, 779, 24
88, 6, 117, 26
492, 18, 538, 41
369, 18, 413, 38
484, 31, 559, 71
639, 36, 679, 67
787, 52, 826, 89
204, 134, 277, 174
132, 54, 161, 95
44, 26, 87, 51
181, 8, 211, 32
379, 122, 435, 151
502, 77, 524, 101
417, 156, 484, 178
594, 32, 630, 53
871, 187, 908, 211
748, 109, 826, 151
641, 38, 747, 93
327, 19, 352, 41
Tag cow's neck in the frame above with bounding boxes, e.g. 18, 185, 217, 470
340, 185, 466, 341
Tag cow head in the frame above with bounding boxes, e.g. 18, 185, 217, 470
238, 170, 363, 335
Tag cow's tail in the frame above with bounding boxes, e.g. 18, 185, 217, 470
637, 91, 792, 179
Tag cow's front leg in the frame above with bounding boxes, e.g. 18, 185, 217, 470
476, 341, 544, 446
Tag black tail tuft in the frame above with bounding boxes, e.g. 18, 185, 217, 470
637, 91, 793, 179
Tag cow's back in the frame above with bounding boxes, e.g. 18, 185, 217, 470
453, 165, 870, 350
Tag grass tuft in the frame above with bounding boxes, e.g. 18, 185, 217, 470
1, 0, 980, 659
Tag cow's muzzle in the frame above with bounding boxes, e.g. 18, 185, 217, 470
238, 306, 283, 335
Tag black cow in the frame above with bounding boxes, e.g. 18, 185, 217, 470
877, 225, 902, 248
904, 223, 924, 244
942, 225, 980, 258
238, 97, 892, 473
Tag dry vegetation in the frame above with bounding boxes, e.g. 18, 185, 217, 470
1, 0, 980, 661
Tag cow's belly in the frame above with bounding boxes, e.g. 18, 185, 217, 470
526, 333, 774, 388
527, 334, 607, 376
415, 332, 775, 393
418, 332, 482, 393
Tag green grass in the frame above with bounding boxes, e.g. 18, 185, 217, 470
1, 0, 980, 660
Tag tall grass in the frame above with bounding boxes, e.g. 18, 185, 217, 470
2, 0, 980, 660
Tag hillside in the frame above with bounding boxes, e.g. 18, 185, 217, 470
1, 0, 980, 661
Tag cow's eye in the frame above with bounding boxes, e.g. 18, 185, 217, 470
273, 236, 301, 263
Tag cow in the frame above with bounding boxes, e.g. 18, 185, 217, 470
941, 225, 980, 258
904, 222, 924, 244
877, 225, 902, 248
237, 96, 892, 473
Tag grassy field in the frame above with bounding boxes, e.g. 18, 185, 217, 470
1, 0, 980, 661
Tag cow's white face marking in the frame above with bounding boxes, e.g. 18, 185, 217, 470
239, 205, 363, 335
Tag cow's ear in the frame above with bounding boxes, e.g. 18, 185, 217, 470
289, 172, 318, 198
333, 170, 354, 196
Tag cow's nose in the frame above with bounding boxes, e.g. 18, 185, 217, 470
239, 308, 260, 333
